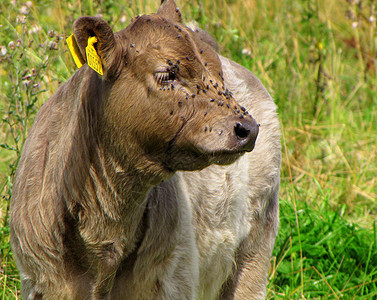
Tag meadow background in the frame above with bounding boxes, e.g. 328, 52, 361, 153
0, 0, 376, 298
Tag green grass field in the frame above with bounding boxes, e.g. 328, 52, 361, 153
1, 0, 376, 298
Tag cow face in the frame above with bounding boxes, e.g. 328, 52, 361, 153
73, 0, 259, 178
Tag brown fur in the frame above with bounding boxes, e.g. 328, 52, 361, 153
10, 1, 280, 299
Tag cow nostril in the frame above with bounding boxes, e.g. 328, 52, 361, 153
233, 120, 259, 152
234, 122, 250, 139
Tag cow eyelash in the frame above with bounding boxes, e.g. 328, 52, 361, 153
154, 70, 176, 85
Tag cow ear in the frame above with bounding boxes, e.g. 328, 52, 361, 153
73, 17, 118, 75
157, 0, 182, 23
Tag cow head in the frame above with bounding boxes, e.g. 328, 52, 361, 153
72, 0, 259, 179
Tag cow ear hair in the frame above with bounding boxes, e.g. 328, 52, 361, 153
73, 17, 117, 70
157, 0, 182, 23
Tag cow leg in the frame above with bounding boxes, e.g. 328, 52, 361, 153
219, 217, 278, 300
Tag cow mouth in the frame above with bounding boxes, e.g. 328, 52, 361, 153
210, 149, 245, 165
162, 140, 248, 172
162, 111, 255, 171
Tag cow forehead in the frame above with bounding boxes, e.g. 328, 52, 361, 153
121, 15, 197, 54
118, 14, 222, 75
124, 14, 187, 40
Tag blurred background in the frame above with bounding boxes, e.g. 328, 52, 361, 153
0, 0, 376, 298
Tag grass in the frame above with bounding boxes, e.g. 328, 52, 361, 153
1, 0, 376, 299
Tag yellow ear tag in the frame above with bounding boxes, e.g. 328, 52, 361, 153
66, 34, 85, 68
86, 36, 103, 75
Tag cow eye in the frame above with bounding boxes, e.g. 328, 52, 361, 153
154, 69, 176, 85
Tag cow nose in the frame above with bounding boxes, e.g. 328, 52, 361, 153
234, 118, 259, 152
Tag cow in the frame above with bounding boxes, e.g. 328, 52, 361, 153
10, 0, 281, 299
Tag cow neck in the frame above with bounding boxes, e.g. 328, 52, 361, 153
70, 67, 153, 235
57, 67, 151, 259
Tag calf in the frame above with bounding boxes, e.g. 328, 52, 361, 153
10, 0, 281, 299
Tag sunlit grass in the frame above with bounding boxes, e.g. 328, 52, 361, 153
1, 0, 376, 298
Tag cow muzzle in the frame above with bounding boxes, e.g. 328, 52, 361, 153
233, 117, 259, 152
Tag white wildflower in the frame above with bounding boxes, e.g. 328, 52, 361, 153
0, 46, 7, 56
19, 5, 29, 15
8, 41, 16, 50
241, 48, 251, 56
120, 16, 127, 23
